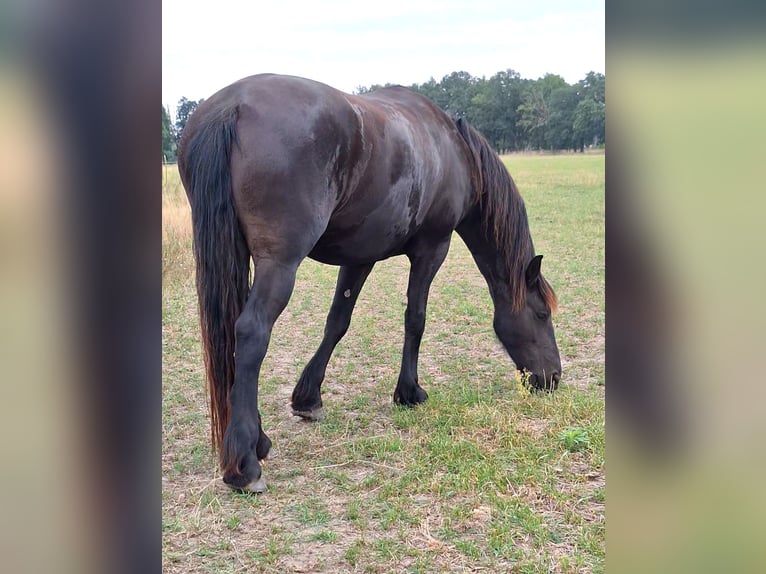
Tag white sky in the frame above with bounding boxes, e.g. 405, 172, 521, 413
162, 0, 604, 116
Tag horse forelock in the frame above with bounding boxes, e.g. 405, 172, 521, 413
454, 119, 557, 313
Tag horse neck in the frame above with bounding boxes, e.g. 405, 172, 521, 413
454, 119, 535, 311
456, 211, 514, 306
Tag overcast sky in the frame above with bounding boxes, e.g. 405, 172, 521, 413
162, 0, 604, 115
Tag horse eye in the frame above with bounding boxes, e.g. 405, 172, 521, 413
536, 311, 549, 321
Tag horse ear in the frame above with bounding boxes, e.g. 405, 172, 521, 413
525, 255, 543, 287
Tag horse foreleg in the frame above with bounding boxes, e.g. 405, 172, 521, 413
291, 262, 375, 420
222, 258, 298, 493
394, 239, 451, 406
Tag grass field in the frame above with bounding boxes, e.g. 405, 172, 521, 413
162, 152, 605, 573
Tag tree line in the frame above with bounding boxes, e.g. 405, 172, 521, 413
162, 69, 604, 162
358, 70, 604, 153
163, 96, 203, 162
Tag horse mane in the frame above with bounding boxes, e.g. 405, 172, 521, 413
454, 118, 557, 313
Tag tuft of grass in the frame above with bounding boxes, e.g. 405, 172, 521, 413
344, 539, 366, 566
291, 500, 332, 526
243, 532, 295, 569
558, 427, 591, 452
311, 529, 337, 543
225, 515, 240, 530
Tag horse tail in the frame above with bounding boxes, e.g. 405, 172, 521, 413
180, 104, 250, 466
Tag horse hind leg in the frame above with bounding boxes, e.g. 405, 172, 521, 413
291, 262, 375, 420
222, 257, 299, 492
394, 238, 451, 406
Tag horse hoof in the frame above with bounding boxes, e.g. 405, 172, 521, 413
292, 406, 324, 421
393, 386, 428, 406
228, 475, 267, 494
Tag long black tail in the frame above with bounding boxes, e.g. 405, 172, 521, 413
180, 105, 250, 464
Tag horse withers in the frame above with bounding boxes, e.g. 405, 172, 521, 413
178, 74, 561, 493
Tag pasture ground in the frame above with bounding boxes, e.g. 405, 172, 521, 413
162, 152, 605, 573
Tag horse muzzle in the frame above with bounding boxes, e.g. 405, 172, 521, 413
527, 370, 561, 391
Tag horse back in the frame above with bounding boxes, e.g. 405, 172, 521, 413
183, 74, 475, 264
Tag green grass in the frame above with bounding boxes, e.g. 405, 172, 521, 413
559, 426, 592, 452
162, 151, 604, 573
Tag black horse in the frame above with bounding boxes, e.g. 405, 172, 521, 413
178, 74, 561, 493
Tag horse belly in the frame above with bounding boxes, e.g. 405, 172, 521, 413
308, 210, 412, 265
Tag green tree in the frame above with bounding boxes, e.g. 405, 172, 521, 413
354, 83, 392, 94
412, 77, 440, 103
175, 97, 204, 139
463, 70, 524, 152
517, 75, 576, 150
578, 71, 605, 105
487, 70, 524, 151
547, 85, 579, 151
433, 71, 479, 117
573, 98, 605, 151
517, 84, 549, 149
572, 71, 606, 150
162, 105, 176, 162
